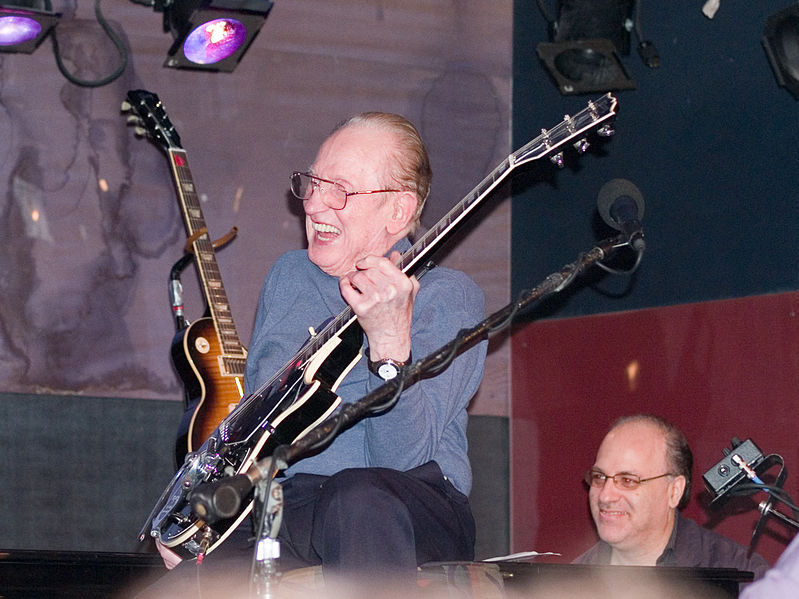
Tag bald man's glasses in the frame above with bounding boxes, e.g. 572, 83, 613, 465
290, 172, 402, 210
585, 470, 675, 490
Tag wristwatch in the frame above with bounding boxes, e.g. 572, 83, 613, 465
367, 355, 410, 381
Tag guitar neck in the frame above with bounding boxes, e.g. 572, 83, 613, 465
169, 148, 246, 360
399, 94, 617, 276
398, 155, 512, 276
236, 93, 618, 413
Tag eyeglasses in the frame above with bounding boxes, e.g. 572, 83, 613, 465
584, 470, 675, 490
290, 171, 402, 210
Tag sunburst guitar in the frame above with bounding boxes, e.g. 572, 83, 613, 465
123, 89, 248, 465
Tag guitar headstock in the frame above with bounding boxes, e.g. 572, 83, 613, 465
122, 89, 182, 153
512, 93, 618, 168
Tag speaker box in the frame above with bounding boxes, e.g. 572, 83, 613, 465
763, 5, 799, 99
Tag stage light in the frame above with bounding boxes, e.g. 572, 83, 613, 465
763, 4, 799, 100
0, 0, 59, 54
160, 0, 273, 72
536, 0, 636, 95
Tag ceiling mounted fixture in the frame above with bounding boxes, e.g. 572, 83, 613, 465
158, 0, 274, 72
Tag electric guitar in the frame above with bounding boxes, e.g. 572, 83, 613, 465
123, 90, 247, 465
135, 92, 619, 559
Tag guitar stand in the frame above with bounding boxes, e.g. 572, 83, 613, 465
168, 226, 239, 333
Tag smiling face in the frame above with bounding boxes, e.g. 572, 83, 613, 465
589, 420, 686, 564
303, 123, 410, 278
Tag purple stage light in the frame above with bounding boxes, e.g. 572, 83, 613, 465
0, 14, 42, 46
160, 1, 273, 71
183, 17, 246, 65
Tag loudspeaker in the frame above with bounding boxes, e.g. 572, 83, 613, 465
763, 5, 799, 100
554, 0, 635, 55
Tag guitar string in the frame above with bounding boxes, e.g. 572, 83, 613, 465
194, 95, 619, 438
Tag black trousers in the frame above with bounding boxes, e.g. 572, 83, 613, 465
275, 461, 475, 579
135, 461, 475, 596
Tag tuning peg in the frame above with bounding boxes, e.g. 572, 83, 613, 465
573, 138, 590, 153
121, 100, 131, 112
134, 126, 148, 137
550, 152, 565, 168
597, 123, 616, 137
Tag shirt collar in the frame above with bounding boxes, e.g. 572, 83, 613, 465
655, 511, 681, 566
592, 511, 681, 565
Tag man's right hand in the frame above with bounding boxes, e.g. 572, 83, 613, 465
340, 251, 418, 364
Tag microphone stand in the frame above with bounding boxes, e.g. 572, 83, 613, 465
196, 232, 642, 595
270, 232, 639, 472
705, 441, 799, 554
742, 454, 799, 554
758, 496, 799, 530
249, 457, 284, 599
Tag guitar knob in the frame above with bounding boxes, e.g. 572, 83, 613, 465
550, 152, 565, 168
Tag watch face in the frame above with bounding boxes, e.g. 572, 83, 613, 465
377, 362, 399, 380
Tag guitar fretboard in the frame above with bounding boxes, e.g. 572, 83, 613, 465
397, 94, 616, 276
169, 148, 247, 365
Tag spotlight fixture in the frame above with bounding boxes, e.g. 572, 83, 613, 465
536, 0, 636, 95
763, 4, 799, 100
159, 0, 273, 72
0, 0, 59, 54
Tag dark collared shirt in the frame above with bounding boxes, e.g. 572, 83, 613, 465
574, 512, 769, 579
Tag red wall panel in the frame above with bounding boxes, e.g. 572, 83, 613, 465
510, 291, 799, 566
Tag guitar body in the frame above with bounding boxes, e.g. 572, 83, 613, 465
128, 88, 619, 559
172, 316, 246, 465
151, 319, 363, 558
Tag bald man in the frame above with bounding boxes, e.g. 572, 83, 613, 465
575, 414, 768, 580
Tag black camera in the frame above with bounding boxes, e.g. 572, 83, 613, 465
703, 438, 765, 500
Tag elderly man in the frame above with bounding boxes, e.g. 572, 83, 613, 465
245, 112, 487, 579
154, 112, 487, 591
575, 414, 768, 578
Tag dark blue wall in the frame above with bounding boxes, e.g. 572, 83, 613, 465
512, 1, 799, 317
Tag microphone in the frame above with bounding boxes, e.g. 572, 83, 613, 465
190, 457, 280, 524
190, 473, 255, 523
597, 178, 646, 252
